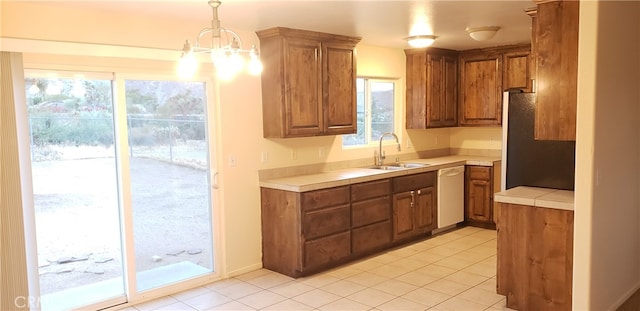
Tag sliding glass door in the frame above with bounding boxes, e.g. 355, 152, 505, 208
24, 72, 215, 310
124, 79, 213, 291
25, 74, 126, 310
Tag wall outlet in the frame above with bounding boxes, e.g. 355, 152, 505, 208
406, 140, 412, 149
318, 147, 325, 158
261, 151, 268, 163
290, 149, 297, 160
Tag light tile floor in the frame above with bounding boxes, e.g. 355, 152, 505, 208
124, 227, 515, 311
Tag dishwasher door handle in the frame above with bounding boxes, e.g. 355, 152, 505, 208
439, 166, 465, 177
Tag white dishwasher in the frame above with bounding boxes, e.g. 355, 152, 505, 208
437, 166, 465, 229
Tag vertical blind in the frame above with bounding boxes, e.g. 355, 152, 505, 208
1, 51, 32, 311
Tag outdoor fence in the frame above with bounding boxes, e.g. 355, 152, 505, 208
28, 115, 208, 169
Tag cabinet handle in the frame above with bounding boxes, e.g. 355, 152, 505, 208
417, 190, 421, 195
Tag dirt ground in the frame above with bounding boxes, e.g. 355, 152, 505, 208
32, 145, 212, 295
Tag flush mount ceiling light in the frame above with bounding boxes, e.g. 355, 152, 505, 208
466, 26, 501, 41
405, 35, 437, 48
177, 0, 263, 80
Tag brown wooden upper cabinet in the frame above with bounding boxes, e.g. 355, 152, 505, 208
458, 50, 503, 126
458, 44, 532, 127
405, 48, 458, 128
532, 0, 579, 141
256, 27, 361, 138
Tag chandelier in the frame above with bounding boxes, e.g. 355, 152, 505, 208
177, 0, 263, 80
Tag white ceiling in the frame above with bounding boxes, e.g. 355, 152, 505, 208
35, 0, 536, 50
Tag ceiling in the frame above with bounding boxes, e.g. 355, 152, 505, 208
33, 0, 536, 50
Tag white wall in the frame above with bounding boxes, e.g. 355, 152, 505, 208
574, 1, 640, 309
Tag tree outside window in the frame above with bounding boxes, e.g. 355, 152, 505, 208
343, 78, 397, 147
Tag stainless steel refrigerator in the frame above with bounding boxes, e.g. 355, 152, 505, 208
500, 91, 576, 191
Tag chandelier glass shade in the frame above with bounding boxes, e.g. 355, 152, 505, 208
177, 0, 263, 80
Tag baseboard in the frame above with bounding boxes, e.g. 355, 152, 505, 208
225, 262, 264, 278
612, 281, 640, 310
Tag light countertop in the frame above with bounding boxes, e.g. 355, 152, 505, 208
494, 186, 574, 211
259, 155, 500, 192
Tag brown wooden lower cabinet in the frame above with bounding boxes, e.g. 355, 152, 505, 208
261, 173, 438, 277
465, 163, 501, 229
261, 179, 391, 277
496, 202, 574, 311
392, 172, 437, 241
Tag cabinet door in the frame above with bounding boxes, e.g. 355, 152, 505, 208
406, 49, 458, 129
503, 50, 532, 92
534, 0, 579, 141
392, 191, 414, 241
304, 231, 351, 270
442, 55, 459, 126
466, 166, 493, 223
459, 54, 503, 126
284, 37, 323, 136
427, 54, 458, 128
414, 186, 437, 232
405, 51, 428, 129
323, 41, 357, 135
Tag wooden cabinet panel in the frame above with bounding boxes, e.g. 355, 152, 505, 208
392, 171, 437, 241
503, 49, 532, 92
465, 166, 495, 227
443, 55, 459, 125
414, 186, 437, 232
496, 203, 573, 310
468, 179, 492, 222
303, 204, 350, 240
393, 172, 436, 193
352, 196, 390, 228
351, 179, 390, 201
405, 48, 458, 129
285, 37, 323, 136
304, 231, 351, 269
301, 186, 350, 211
324, 43, 357, 134
459, 53, 503, 126
405, 50, 428, 128
392, 191, 415, 240
261, 188, 302, 276
257, 27, 361, 138
534, 0, 579, 141
352, 220, 391, 254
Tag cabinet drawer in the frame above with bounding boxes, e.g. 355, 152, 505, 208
304, 231, 351, 269
351, 179, 390, 201
467, 166, 491, 180
303, 205, 350, 240
351, 196, 391, 228
352, 220, 391, 254
301, 186, 350, 211
393, 172, 436, 193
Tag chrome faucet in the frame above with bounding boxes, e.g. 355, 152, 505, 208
377, 132, 401, 166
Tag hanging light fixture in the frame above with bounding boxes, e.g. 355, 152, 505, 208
177, 0, 263, 80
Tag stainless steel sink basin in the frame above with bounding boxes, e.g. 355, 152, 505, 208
368, 165, 407, 171
397, 162, 429, 168
367, 162, 429, 170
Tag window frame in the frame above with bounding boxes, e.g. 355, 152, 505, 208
342, 77, 401, 148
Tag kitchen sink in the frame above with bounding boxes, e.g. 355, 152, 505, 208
367, 162, 429, 170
